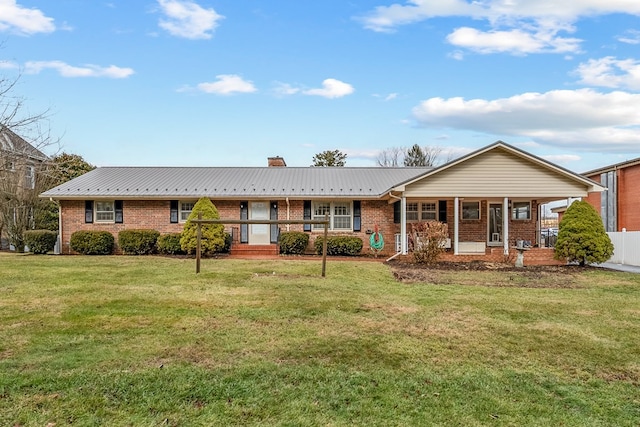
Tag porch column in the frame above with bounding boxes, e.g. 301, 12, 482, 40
503, 197, 509, 255
454, 197, 459, 255
401, 196, 408, 255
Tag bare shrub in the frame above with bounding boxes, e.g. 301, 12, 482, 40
409, 221, 449, 264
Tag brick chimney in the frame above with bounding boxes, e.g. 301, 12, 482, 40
268, 156, 287, 167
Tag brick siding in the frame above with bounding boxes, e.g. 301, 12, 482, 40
60, 198, 541, 258
586, 163, 640, 231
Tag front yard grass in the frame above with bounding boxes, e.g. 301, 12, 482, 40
0, 254, 639, 426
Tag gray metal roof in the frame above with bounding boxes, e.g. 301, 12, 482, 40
41, 166, 432, 200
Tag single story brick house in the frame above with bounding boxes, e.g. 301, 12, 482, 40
41, 141, 604, 262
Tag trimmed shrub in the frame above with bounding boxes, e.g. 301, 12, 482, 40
70, 230, 114, 255
314, 236, 363, 256
554, 200, 614, 266
180, 198, 226, 255
118, 229, 160, 255
157, 233, 185, 255
24, 230, 57, 254
279, 231, 310, 255
222, 232, 232, 253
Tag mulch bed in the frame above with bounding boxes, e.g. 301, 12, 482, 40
387, 260, 592, 288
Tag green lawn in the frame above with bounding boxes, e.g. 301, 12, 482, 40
1, 254, 639, 426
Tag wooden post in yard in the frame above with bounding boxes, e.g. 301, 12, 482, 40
196, 211, 202, 274
321, 213, 328, 277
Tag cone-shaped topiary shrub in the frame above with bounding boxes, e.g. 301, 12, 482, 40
554, 200, 614, 266
180, 197, 226, 255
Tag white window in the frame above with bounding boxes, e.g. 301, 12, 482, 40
405, 201, 439, 222
406, 203, 419, 221
180, 201, 195, 222
421, 202, 437, 220
24, 165, 35, 189
333, 202, 352, 230
95, 201, 115, 222
512, 201, 531, 220
313, 201, 352, 231
462, 201, 480, 220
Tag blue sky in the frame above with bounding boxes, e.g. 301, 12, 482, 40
1, 0, 639, 172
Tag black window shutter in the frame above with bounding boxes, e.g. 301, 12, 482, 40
438, 200, 447, 223
393, 201, 400, 224
170, 200, 179, 223
353, 201, 361, 232
85, 201, 94, 223
270, 201, 278, 243
303, 200, 311, 232
240, 201, 248, 243
115, 200, 123, 223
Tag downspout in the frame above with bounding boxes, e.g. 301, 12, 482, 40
386, 191, 403, 262
503, 197, 509, 256
50, 197, 62, 255
285, 197, 290, 231
454, 197, 459, 255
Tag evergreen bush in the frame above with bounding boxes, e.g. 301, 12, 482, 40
180, 198, 226, 255
314, 236, 363, 256
222, 232, 232, 253
118, 229, 160, 255
279, 231, 310, 255
554, 200, 614, 266
24, 230, 57, 254
70, 230, 114, 255
157, 233, 185, 255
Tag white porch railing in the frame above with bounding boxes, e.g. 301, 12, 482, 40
607, 231, 640, 267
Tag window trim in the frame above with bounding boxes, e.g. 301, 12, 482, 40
311, 200, 353, 231
95, 200, 115, 223
179, 200, 196, 222
511, 201, 532, 220
405, 200, 440, 222
461, 201, 481, 220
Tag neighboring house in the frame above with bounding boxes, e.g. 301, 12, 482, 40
0, 126, 48, 249
583, 157, 640, 232
41, 141, 604, 263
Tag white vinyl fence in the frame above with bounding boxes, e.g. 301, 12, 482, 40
607, 231, 640, 267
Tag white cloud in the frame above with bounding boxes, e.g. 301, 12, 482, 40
24, 61, 134, 78
0, 60, 18, 70
0, 0, 55, 35
303, 79, 354, 99
358, 0, 640, 55
197, 74, 257, 95
412, 88, 640, 152
447, 26, 581, 54
157, 0, 223, 40
618, 29, 640, 44
574, 57, 640, 90
540, 154, 581, 165
272, 82, 300, 96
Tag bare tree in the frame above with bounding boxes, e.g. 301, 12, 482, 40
376, 146, 404, 167
377, 145, 448, 167
0, 71, 59, 251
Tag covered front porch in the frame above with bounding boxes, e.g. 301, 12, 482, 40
388, 142, 606, 264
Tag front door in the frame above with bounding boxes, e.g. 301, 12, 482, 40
488, 203, 503, 245
249, 202, 270, 244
